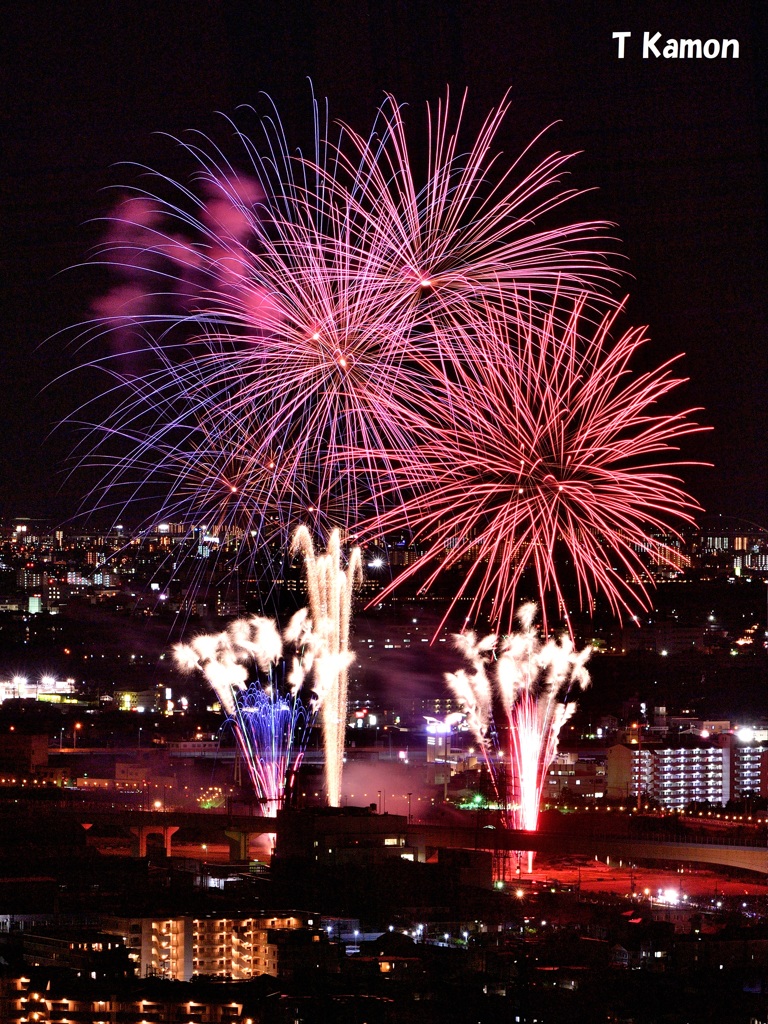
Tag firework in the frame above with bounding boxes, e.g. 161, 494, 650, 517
335, 89, 618, 354
288, 526, 362, 807
70, 91, 616, 562
174, 528, 361, 810
233, 685, 310, 816
174, 616, 310, 814
446, 604, 590, 836
366, 292, 706, 633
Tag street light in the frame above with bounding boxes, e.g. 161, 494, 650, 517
73, 723, 82, 749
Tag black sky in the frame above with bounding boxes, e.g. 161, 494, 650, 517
3, 1, 767, 524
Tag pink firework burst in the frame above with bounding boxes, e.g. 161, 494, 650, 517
67, 91, 617, 557
365, 292, 708, 633
333, 89, 620, 352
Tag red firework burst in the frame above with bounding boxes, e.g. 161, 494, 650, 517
364, 292, 708, 632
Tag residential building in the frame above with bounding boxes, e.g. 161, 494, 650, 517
101, 912, 327, 981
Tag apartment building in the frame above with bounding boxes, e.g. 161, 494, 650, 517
102, 912, 329, 981
606, 739, 768, 809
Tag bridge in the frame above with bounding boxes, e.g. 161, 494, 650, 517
11, 802, 768, 874
407, 822, 768, 875
73, 808, 279, 858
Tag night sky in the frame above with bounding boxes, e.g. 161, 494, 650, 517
3, 1, 767, 525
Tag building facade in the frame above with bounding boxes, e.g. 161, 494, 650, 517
102, 912, 327, 981
606, 740, 768, 809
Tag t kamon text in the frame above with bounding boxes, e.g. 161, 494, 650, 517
613, 32, 739, 59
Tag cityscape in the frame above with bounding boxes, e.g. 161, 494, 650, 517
3, 4, 768, 1024
1, 515, 768, 1021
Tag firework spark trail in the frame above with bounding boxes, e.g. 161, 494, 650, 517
446, 604, 590, 836
68, 91, 618, 568
288, 526, 362, 807
174, 616, 311, 814
234, 686, 310, 816
444, 631, 501, 800
334, 89, 619, 352
365, 291, 707, 633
